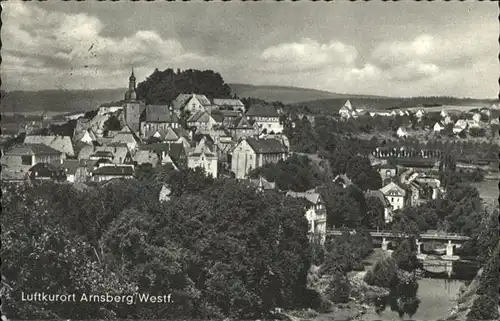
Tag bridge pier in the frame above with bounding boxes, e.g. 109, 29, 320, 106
443, 240, 459, 261
382, 237, 389, 251
416, 239, 427, 260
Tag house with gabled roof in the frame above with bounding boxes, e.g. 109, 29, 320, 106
139, 142, 187, 169
380, 181, 406, 211
140, 105, 180, 138
28, 163, 67, 183
212, 98, 245, 112
2, 144, 64, 174
453, 119, 468, 134
59, 159, 80, 183
78, 144, 133, 164
172, 93, 212, 115
220, 110, 243, 126
230, 137, 289, 179
286, 189, 327, 244
229, 116, 258, 140
133, 150, 160, 167
187, 136, 218, 178
187, 110, 224, 134
245, 104, 283, 134
110, 127, 141, 153
339, 100, 354, 119
433, 121, 445, 133
24, 135, 75, 157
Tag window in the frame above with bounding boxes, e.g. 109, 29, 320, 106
21, 156, 32, 165
391, 197, 394, 202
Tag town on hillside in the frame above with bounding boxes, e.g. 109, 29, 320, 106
1, 67, 499, 321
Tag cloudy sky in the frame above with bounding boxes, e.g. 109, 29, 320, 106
2, 1, 498, 98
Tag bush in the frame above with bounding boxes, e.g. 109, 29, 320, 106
325, 272, 351, 304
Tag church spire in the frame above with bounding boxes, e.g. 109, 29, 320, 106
125, 68, 137, 101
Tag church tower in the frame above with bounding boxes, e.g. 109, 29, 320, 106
124, 69, 137, 101
123, 68, 141, 133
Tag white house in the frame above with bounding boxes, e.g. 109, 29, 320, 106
480, 108, 491, 117
380, 181, 406, 211
433, 122, 445, 133
173, 93, 212, 115
286, 190, 327, 244
415, 109, 425, 119
471, 113, 482, 123
230, 137, 288, 179
187, 137, 218, 178
453, 119, 468, 134
245, 105, 283, 134
397, 127, 409, 138
212, 98, 245, 113
443, 116, 453, 125
339, 100, 354, 119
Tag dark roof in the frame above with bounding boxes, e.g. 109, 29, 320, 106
139, 142, 185, 160
168, 143, 186, 161
219, 110, 242, 118
246, 138, 287, 154
61, 159, 80, 175
6, 143, 62, 156
144, 105, 179, 123
139, 143, 171, 153
231, 116, 253, 129
211, 111, 225, 122
93, 165, 134, 176
91, 151, 114, 157
246, 105, 279, 118
28, 163, 65, 179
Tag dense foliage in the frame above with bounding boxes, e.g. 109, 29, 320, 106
1, 169, 315, 319
136, 68, 232, 104
248, 154, 324, 192
364, 240, 421, 318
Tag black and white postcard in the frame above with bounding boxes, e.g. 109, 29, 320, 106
1, 1, 499, 320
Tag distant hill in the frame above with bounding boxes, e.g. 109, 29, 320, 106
1, 85, 497, 117
229, 83, 387, 105
1, 89, 126, 115
289, 97, 499, 115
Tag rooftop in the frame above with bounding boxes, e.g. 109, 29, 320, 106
245, 137, 287, 154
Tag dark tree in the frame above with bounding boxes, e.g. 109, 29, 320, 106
136, 68, 232, 104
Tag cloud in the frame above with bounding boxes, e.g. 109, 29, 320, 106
1, 2, 220, 90
1, 2, 497, 98
260, 38, 357, 72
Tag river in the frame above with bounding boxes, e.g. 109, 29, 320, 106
361, 278, 464, 320
471, 180, 498, 207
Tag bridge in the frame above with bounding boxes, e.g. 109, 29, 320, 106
326, 229, 470, 241
326, 229, 470, 258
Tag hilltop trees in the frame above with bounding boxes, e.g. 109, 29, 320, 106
136, 68, 232, 104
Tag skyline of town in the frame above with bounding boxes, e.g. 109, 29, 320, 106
2, 1, 498, 99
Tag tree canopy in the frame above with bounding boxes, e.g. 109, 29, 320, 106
136, 68, 232, 104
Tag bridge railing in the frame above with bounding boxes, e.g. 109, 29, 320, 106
326, 228, 470, 240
